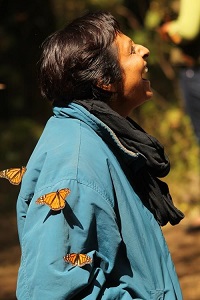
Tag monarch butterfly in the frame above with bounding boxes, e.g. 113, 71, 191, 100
0, 166, 26, 185
35, 188, 70, 211
63, 253, 92, 267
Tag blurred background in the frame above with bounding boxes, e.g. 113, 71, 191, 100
0, 0, 199, 299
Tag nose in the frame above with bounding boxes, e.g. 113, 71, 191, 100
135, 44, 150, 59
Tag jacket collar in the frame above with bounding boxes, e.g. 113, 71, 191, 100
53, 103, 146, 169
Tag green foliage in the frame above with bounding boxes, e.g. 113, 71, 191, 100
0, 118, 42, 168
0, 118, 43, 213
51, 0, 122, 27
90, 0, 123, 7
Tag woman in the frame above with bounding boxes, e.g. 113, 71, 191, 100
16, 11, 184, 299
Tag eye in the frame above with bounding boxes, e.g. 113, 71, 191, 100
130, 45, 136, 54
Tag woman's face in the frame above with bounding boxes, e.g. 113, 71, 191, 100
109, 33, 153, 116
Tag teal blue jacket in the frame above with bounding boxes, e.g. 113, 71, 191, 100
16, 103, 183, 299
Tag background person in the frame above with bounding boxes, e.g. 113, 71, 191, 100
158, 0, 200, 144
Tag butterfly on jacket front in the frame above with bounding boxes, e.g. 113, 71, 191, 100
0, 166, 26, 185
63, 253, 92, 267
35, 188, 71, 211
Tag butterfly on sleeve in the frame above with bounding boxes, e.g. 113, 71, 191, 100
63, 253, 93, 267
35, 188, 71, 211
0, 166, 26, 185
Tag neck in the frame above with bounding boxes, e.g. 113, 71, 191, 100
107, 99, 131, 118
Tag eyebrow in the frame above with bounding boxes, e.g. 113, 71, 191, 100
124, 39, 133, 54
125, 39, 132, 48
128, 39, 133, 46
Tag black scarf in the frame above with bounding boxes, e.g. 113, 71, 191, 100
73, 99, 184, 226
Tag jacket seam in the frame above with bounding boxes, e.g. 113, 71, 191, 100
19, 177, 117, 220
76, 178, 116, 217
19, 243, 31, 299
76, 120, 81, 179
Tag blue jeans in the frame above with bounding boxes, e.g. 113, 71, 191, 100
179, 66, 200, 144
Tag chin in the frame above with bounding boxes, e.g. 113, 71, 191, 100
134, 92, 153, 109
146, 90, 153, 99
143, 86, 153, 101
142, 79, 153, 99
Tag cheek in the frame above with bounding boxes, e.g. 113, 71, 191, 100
120, 60, 143, 94
125, 75, 142, 94
126, 64, 143, 85
124, 68, 141, 87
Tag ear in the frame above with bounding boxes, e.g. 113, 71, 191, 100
96, 81, 116, 92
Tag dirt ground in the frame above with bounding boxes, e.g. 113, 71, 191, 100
0, 213, 199, 300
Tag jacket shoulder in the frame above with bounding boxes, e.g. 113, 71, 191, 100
20, 116, 118, 203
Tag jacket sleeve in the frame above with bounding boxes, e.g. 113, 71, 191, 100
16, 179, 144, 300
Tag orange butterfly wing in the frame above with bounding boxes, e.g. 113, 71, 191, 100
63, 253, 92, 267
0, 166, 26, 185
36, 188, 70, 210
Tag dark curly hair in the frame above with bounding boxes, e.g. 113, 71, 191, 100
39, 11, 122, 104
